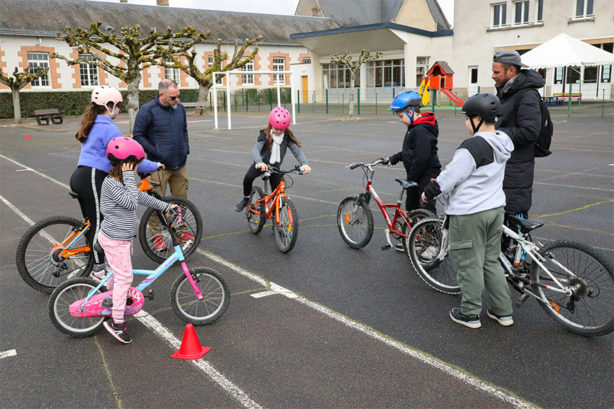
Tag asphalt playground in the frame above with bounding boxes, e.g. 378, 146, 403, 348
0, 103, 613, 409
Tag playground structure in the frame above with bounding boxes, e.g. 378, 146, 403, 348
418, 61, 464, 107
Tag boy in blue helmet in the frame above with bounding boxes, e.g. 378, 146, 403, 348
387, 90, 441, 249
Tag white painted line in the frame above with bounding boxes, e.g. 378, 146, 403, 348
0, 349, 17, 359
135, 312, 263, 409
250, 290, 278, 299
199, 249, 537, 409
0, 153, 70, 189
0, 195, 36, 226
3, 154, 534, 409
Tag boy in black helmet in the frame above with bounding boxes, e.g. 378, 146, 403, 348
421, 93, 514, 329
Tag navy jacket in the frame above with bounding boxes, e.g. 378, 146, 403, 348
496, 69, 545, 215
133, 97, 189, 170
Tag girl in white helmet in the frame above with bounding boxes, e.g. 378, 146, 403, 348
69, 86, 163, 280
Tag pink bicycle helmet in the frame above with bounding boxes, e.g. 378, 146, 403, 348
106, 137, 145, 165
269, 107, 291, 130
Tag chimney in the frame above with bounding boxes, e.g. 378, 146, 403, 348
157, 0, 169, 5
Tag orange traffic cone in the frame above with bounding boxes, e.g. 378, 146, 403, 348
171, 323, 211, 360
26, 134, 30, 140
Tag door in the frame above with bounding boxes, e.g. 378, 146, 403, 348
301, 76, 309, 103
468, 66, 479, 96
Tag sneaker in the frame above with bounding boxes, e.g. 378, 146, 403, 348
422, 245, 438, 259
152, 236, 168, 251
90, 269, 107, 282
487, 309, 514, 327
178, 230, 195, 243
234, 197, 249, 212
103, 320, 132, 344
394, 242, 405, 252
449, 307, 481, 329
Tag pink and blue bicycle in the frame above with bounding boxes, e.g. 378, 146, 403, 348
48, 209, 229, 338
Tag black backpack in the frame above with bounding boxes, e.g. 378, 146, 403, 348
515, 89, 554, 157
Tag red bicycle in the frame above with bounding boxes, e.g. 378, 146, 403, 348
337, 158, 433, 251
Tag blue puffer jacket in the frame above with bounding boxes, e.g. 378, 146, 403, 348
133, 97, 189, 170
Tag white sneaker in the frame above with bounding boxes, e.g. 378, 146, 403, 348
90, 269, 107, 282
421, 245, 438, 259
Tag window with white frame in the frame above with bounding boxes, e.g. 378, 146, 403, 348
322, 63, 360, 88
242, 61, 254, 85
492, 3, 507, 27
79, 54, 98, 86
273, 57, 285, 84
554, 67, 564, 84
164, 58, 180, 83
209, 56, 223, 84
514, 1, 530, 24
470, 67, 479, 84
574, 0, 594, 18
416, 57, 429, 87
366, 59, 404, 87
536, 0, 544, 21
601, 65, 611, 83
302, 57, 311, 64
27, 52, 50, 87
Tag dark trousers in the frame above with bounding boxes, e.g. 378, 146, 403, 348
242, 163, 281, 197
69, 166, 107, 264
405, 170, 440, 214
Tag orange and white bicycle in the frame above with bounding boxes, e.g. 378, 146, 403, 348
244, 165, 304, 253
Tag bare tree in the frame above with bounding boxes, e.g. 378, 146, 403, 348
53, 22, 207, 132
162, 36, 261, 114
330, 49, 382, 117
0, 66, 49, 124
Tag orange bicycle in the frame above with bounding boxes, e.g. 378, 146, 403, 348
16, 176, 202, 293
245, 165, 304, 253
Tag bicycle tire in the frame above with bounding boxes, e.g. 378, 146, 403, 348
407, 218, 460, 295
531, 240, 614, 336
274, 198, 299, 253
247, 186, 265, 234
48, 278, 105, 337
171, 267, 230, 325
336, 196, 374, 249
16, 215, 94, 293
400, 209, 438, 252
139, 196, 203, 264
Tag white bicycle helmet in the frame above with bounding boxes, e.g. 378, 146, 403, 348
91, 86, 123, 117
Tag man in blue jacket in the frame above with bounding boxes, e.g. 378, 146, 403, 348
133, 79, 192, 248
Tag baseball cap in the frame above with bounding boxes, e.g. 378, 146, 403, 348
493, 50, 528, 68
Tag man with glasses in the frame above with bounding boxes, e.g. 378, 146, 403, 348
133, 79, 193, 248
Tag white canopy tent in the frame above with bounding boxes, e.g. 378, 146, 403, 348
521, 33, 614, 100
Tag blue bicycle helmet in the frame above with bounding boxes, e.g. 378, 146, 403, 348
389, 90, 422, 123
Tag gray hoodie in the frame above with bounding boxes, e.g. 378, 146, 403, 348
430, 130, 514, 215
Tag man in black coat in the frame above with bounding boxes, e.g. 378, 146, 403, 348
492, 50, 544, 218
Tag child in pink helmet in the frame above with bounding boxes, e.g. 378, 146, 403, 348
98, 137, 175, 344
70, 86, 163, 281
234, 107, 311, 212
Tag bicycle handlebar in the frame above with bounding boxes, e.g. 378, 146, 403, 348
265, 165, 304, 176
347, 158, 389, 170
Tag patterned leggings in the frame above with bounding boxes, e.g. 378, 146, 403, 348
97, 231, 133, 324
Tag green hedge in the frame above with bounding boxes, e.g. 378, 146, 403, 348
0, 89, 201, 119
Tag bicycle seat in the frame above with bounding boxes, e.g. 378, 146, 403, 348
68, 190, 79, 199
395, 178, 418, 190
507, 215, 543, 233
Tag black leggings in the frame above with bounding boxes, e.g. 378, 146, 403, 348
242, 163, 281, 197
69, 166, 107, 264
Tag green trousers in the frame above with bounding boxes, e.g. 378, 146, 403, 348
449, 207, 512, 317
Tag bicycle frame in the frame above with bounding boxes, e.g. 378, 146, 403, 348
54, 220, 91, 259
500, 224, 572, 297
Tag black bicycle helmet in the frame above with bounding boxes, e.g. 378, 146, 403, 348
462, 93, 502, 133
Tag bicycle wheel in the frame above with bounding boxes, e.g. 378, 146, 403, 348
246, 186, 265, 234
171, 267, 230, 325
407, 218, 460, 295
48, 278, 105, 337
139, 196, 203, 264
531, 240, 614, 336
400, 209, 438, 252
336, 196, 374, 249
16, 216, 94, 293
274, 198, 299, 253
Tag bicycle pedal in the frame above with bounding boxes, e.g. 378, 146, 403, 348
515, 293, 529, 308
145, 289, 154, 301
381, 243, 392, 251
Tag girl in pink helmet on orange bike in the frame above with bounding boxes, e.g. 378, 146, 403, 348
234, 107, 311, 212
